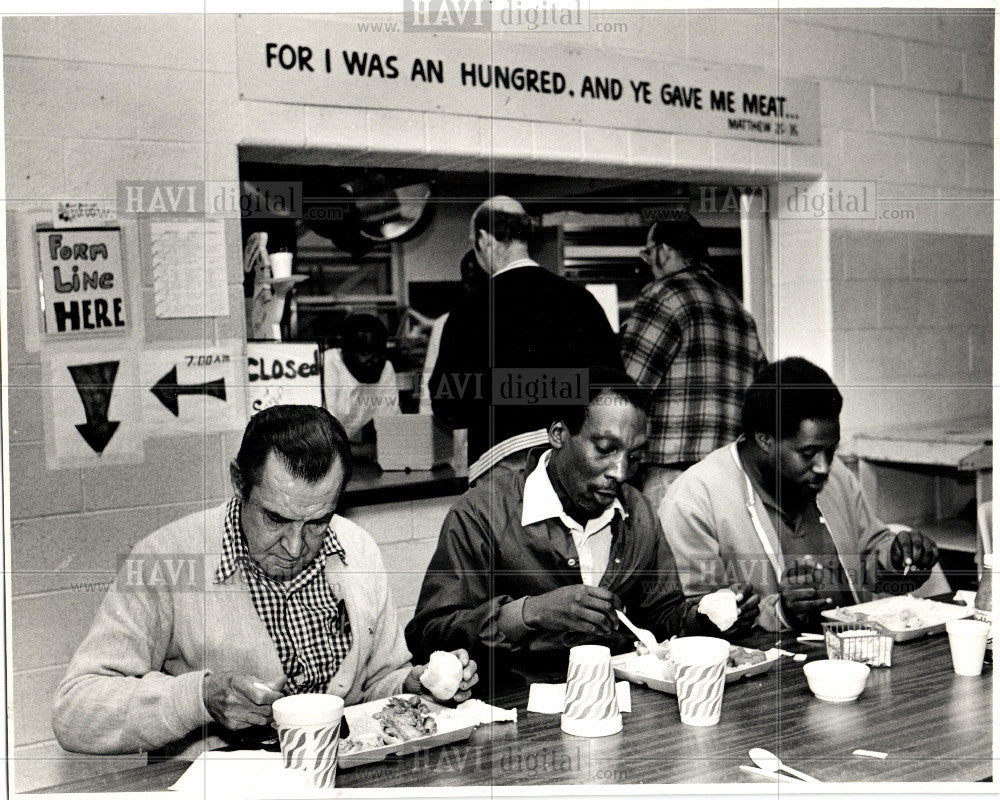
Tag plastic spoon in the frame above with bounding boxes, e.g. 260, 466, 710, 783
739, 765, 802, 784
615, 609, 659, 652
749, 748, 821, 783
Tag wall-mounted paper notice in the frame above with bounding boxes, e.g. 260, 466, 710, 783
150, 220, 230, 318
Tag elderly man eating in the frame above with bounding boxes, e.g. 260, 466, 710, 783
53, 405, 476, 756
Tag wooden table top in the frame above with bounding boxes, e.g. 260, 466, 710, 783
32, 634, 992, 792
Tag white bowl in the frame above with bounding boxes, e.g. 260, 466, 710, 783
802, 659, 870, 703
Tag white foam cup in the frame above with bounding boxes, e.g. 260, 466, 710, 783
945, 619, 990, 676
269, 252, 293, 280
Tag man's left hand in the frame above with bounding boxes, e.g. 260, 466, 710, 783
689, 583, 760, 638
403, 649, 479, 703
888, 529, 938, 574
730, 582, 761, 636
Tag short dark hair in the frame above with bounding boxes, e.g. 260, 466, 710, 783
557, 366, 649, 435
649, 212, 707, 264
472, 206, 534, 245
234, 405, 352, 494
741, 357, 843, 440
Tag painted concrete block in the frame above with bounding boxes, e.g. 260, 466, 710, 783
961, 50, 993, 98
902, 41, 963, 94
937, 95, 992, 145
6, 137, 65, 200
344, 501, 414, 545
7, 366, 45, 444
9, 443, 82, 520
872, 86, 937, 137
11, 590, 105, 672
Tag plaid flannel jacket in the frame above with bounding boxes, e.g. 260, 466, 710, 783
621, 266, 767, 466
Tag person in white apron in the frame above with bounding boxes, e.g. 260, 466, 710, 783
323, 314, 400, 441
658, 357, 939, 631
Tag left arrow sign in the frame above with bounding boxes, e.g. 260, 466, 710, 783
150, 365, 227, 417
67, 361, 121, 454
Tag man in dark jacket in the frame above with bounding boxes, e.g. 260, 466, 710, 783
429, 195, 622, 484
407, 369, 757, 687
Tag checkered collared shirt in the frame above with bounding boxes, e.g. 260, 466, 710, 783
622, 266, 767, 466
214, 497, 353, 694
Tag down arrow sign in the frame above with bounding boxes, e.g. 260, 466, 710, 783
68, 361, 121, 454
151, 365, 227, 417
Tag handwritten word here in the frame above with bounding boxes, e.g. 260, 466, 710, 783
36, 228, 128, 336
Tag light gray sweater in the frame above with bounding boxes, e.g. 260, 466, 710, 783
53, 503, 412, 756
659, 443, 897, 631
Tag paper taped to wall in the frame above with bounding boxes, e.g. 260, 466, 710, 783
151, 220, 230, 318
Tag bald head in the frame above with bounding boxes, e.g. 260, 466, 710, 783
470, 195, 533, 274
475, 195, 526, 217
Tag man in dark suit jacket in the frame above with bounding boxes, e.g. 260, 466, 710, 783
429, 195, 623, 484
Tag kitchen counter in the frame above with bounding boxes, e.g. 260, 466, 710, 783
342, 456, 468, 508
846, 416, 992, 578
847, 416, 991, 467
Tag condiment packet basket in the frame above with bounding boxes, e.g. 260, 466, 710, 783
973, 609, 994, 653
822, 621, 893, 667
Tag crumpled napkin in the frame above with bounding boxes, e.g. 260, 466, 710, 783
526, 681, 631, 714
454, 697, 517, 724
698, 588, 739, 631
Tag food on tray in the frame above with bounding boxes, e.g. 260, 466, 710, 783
845, 609, 924, 630
340, 733, 386, 753
419, 650, 464, 700
637, 640, 673, 660
727, 645, 767, 668
373, 695, 438, 742
825, 595, 973, 641
633, 640, 766, 680
337, 695, 480, 768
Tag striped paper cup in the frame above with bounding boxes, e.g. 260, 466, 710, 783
670, 636, 730, 726
273, 694, 344, 788
561, 645, 623, 737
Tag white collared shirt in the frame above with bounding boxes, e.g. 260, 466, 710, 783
521, 450, 627, 586
491, 257, 538, 279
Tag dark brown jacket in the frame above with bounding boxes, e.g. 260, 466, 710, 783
405, 452, 698, 682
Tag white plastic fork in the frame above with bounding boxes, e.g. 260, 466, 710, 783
616, 609, 659, 652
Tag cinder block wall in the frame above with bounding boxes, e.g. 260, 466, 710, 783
4, 15, 247, 790
800, 12, 993, 432
3, 10, 992, 790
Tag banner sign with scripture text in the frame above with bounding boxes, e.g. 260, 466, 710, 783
236, 14, 819, 145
